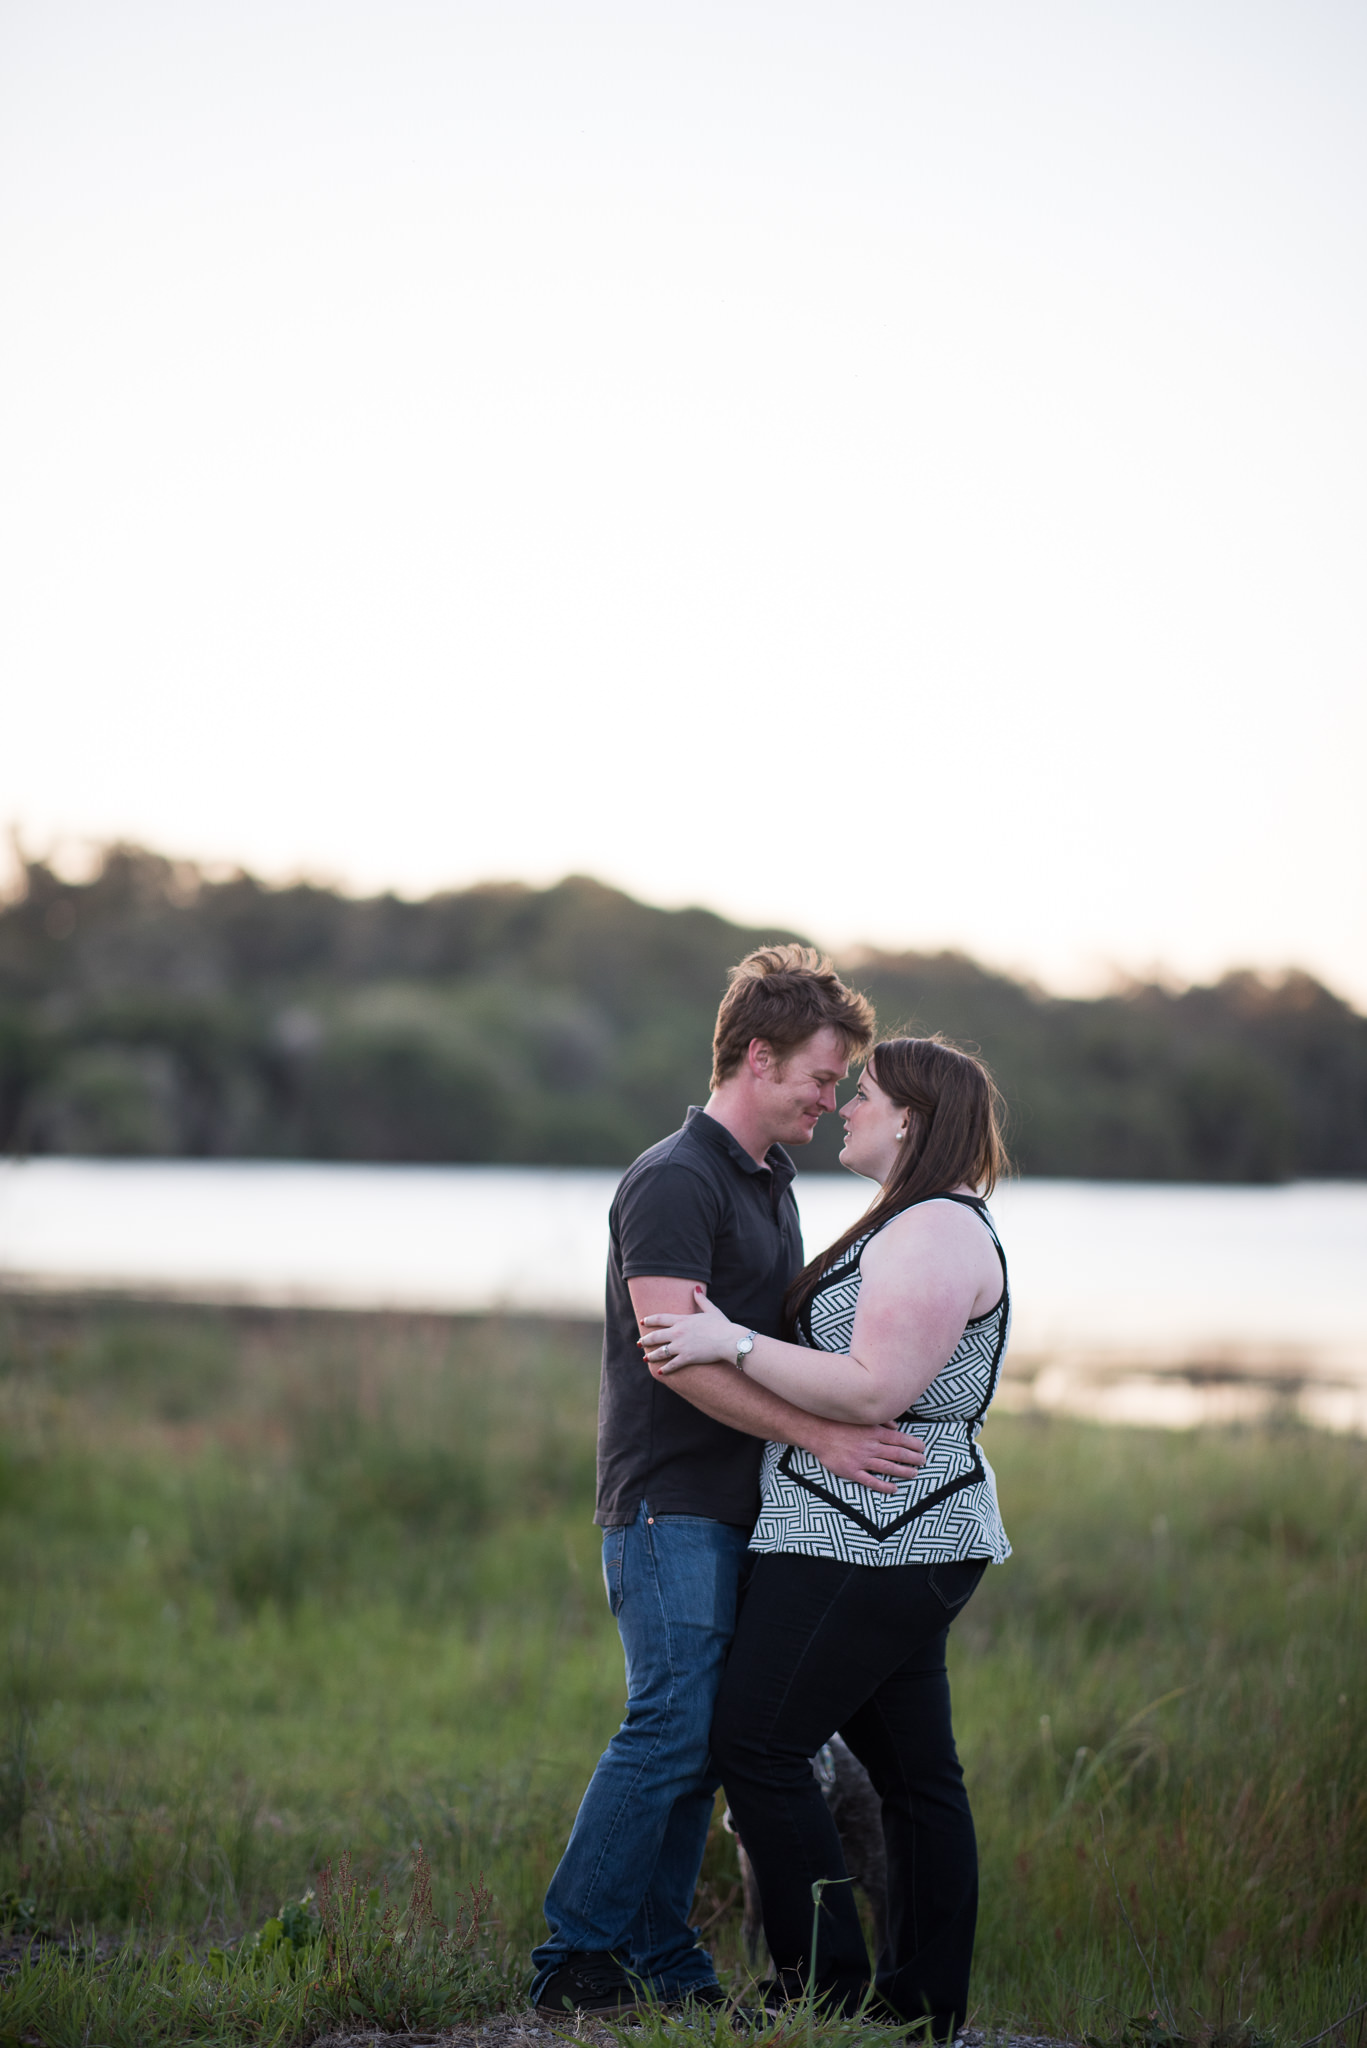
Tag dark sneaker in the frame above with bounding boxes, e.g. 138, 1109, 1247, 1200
532, 1948, 640, 2016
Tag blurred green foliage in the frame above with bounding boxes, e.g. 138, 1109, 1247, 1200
2, 842, 1365, 1179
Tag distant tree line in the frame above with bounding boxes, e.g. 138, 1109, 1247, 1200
1, 844, 1364, 1181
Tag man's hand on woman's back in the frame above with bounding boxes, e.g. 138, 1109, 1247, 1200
798, 1419, 926, 1495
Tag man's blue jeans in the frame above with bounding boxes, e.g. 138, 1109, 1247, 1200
531, 1503, 751, 1999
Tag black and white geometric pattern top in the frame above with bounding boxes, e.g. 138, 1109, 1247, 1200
748, 1194, 1012, 1566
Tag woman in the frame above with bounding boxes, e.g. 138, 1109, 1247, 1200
640, 1036, 1011, 2042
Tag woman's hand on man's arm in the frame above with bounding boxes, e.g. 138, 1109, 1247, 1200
637, 1286, 745, 1367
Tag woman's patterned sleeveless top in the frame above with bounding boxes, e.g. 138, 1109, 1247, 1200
748, 1193, 1012, 1567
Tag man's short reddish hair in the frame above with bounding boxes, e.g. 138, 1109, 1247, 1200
710, 944, 875, 1090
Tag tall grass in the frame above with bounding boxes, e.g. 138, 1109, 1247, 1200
2, 1295, 1364, 2042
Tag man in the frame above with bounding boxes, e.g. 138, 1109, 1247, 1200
530, 945, 926, 2016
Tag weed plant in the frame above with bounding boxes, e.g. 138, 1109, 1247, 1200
1, 1296, 1364, 2043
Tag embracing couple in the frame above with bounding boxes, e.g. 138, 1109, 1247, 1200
529, 945, 1012, 2042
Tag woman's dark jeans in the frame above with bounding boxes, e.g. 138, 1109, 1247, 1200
711, 1551, 986, 2040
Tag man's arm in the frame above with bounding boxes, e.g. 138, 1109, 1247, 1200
626, 1277, 923, 1494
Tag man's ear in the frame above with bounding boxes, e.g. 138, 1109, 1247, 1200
746, 1037, 775, 1077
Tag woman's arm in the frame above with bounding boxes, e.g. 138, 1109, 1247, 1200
641, 1201, 999, 1423
626, 1277, 925, 1491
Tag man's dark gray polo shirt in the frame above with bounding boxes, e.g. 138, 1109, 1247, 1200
595, 1106, 803, 1529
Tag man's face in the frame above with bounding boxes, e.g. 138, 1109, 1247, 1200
757, 1025, 851, 1147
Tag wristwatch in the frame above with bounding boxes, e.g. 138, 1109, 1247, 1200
734, 1329, 756, 1370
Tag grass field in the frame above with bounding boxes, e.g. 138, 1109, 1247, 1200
1, 1297, 1364, 2044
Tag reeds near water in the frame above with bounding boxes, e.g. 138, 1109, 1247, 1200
1, 1298, 1363, 2042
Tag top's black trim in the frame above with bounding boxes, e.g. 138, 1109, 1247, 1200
776, 1437, 986, 1540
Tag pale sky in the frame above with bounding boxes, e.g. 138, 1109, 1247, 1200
2, 1, 1364, 1002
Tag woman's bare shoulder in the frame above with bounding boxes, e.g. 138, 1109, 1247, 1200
859, 1195, 994, 1275
858, 1195, 1001, 1318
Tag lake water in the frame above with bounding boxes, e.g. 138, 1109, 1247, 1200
2, 1157, 1366, 1435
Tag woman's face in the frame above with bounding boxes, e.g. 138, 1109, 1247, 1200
838, 1060, 908, 1184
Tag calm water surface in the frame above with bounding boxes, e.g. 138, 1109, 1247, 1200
2, 1159, 1365, 1433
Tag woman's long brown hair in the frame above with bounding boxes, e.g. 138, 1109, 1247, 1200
785, 1035, 1010, 1334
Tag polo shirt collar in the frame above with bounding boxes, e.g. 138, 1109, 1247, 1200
684, 1105, 796, 1190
